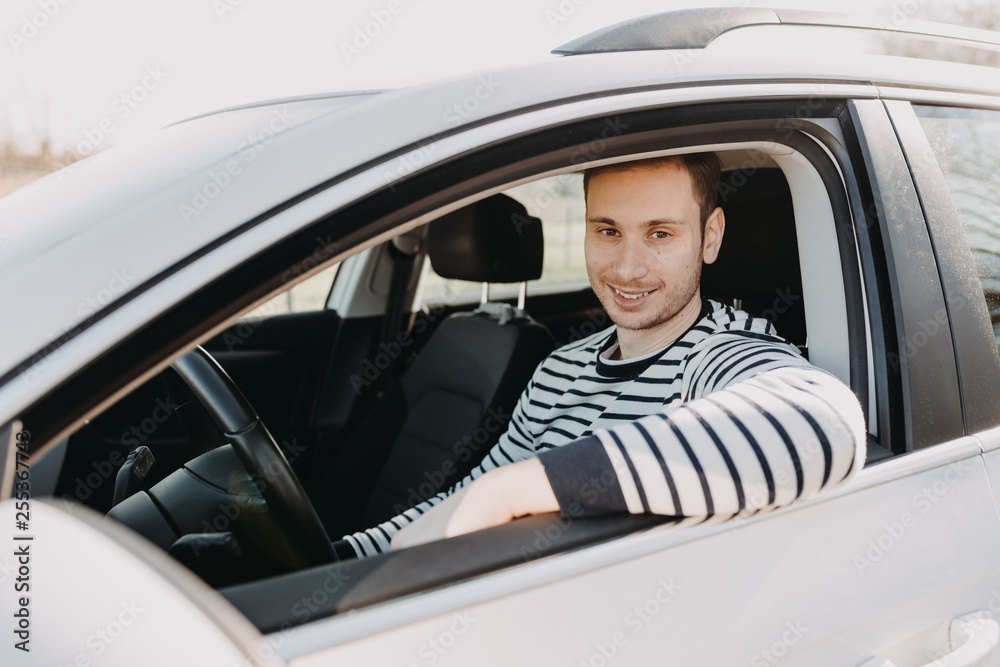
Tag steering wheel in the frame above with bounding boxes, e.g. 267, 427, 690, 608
170, 346, 337, 568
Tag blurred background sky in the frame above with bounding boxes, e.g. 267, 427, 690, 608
0, 0, 996, 160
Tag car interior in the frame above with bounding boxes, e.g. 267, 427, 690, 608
41, 138, 886, 627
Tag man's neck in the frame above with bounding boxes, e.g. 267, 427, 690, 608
614, 293, 704, 360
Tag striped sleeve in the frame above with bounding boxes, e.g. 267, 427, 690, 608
537, 339, 866, 523
341, 360, 549, 558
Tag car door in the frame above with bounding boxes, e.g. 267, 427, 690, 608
897, 96, 1000, 650
217, 96, 1000, 666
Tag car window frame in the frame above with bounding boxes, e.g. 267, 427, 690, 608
207, 102, 875, 625
10, 93, 892, 642
887, 97, 1000, 437
841, 98, 966, 452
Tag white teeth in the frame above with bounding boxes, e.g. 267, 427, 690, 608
614, 288, 650, 300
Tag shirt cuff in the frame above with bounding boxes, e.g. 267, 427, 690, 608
537, 434, 628, 517
332, 538, 360, 561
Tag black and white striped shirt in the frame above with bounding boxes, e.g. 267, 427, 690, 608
344, 300, 866, 557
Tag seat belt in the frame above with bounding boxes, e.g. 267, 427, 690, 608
374, 235, 420, 394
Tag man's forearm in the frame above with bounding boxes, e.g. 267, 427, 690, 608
536, 365, 865, 520
390, 458, 558, 550
392, 366, 865, 549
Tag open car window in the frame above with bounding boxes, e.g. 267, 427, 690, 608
12, 93, 884, 654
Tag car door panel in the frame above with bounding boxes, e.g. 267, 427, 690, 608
282, 441, 1000, 666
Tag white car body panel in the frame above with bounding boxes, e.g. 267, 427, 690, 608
272, 441, 1000, 665
4, 439, 995, 665
0, 500, 277, 666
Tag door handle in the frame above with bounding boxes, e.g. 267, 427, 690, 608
856, 611, 999, 667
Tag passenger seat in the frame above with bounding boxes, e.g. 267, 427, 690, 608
313, 194, 555, 537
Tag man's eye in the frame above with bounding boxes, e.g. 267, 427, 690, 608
599, 228, 619, 237
651, 230, 670, 239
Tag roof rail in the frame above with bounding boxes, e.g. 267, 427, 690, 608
552, 7, 1000, 55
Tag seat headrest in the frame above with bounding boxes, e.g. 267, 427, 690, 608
427, 194, 544, 283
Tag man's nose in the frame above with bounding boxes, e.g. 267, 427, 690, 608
613, 238, 649, 282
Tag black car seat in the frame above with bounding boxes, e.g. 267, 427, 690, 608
313, 194, 556, 537
701, 167, 806, 352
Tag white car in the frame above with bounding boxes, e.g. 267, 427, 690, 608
3, 8, 1000, 666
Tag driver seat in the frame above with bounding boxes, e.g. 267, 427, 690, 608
313, 194, 556, 537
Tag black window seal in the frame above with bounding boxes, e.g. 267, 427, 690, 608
842, 99, 963, 451
889, 101, 1000, 434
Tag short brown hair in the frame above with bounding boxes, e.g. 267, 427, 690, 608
583, 152, 723, 229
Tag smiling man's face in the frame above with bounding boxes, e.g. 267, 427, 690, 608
585, 162, 724, 340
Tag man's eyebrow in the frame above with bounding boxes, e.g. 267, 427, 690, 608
642, 218, 686, 228
586, 216, 687, 227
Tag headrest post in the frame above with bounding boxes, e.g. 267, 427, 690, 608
517, 282, 527, 310
481, 283, 489, 305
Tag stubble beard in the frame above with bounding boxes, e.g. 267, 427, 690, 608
591, 262, 702, 332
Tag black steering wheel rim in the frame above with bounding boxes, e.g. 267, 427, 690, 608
170, 346, 337, 568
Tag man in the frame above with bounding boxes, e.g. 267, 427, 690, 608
341, 153, 865, 557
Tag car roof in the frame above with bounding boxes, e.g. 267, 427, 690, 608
0, 8, 998, 389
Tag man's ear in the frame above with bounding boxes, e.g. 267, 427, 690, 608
702, 206, 725, 264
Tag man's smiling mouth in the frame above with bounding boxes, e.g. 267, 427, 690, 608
613, 287, 653, 300
606, 284, 658, 309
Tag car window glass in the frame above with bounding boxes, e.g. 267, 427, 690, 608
239, 263, 340, 320
915, 106, 1000, 348
417, 173, 587, 307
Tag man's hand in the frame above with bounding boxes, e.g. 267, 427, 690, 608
390, 457, 559, 550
